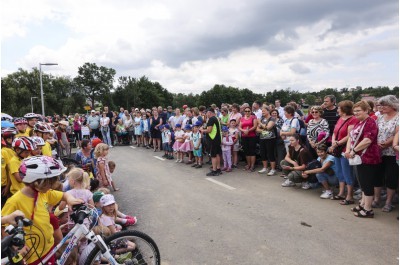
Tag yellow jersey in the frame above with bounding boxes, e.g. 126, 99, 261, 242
15, 131, 30, 138
9, 155, 25, 194
2, 189, 63, 264
1, 147, 15, 187
41, 142, 52, 157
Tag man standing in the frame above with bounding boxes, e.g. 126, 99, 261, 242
252, 101, 262, 119
166, 106, 175, 120
201, 107, 222, 176
275, 100, 285, 120
87, 110, 100, 138
322, 95, 339, 137
118, 107, 125, 119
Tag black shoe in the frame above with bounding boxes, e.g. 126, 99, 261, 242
206, 171, 218, 176
206, 160, 212, 165
191, 163, 198, 167
232, 164, 237, 168
217, 168, 222, 175
195, 164, 203, 168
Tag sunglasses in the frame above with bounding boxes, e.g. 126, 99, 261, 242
311, 111, 320, 114
244, 110, 251, 113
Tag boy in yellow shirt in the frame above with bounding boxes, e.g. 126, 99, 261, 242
32, 122, 52, 157
1, 128, 17, 206
14, 117, 29, 138
24, 113, 39, 136
2, 155, 83, 265
9, 137, 36, 195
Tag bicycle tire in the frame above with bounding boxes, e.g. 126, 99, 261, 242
84, 230, 160, 265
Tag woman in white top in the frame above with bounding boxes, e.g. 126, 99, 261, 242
100, 112, 112, 147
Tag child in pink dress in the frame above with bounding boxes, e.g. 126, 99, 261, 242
179, 124, 193, 163
172, 124, 184, 162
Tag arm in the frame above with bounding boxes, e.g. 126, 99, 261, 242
249, 117, 258, 132
393, 128, 399, 152
1, 210, 25, 225
98, 162, 109, 187
156, 118, 163, 129
304, 161, 333, 175
13, 172, 23, 183
378, 125, 398, 149
62, 192, 84, 206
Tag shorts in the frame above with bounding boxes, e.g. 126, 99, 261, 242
163, 143, 172, 152
74, 130, 82, 141
193, 148, 203, 157
242, 137, 257, 156
209, 140, 222, 158
377, 156, 398, 189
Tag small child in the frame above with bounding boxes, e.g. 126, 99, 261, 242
142, 113, 150, 148
108, 160, 120, 191
31, 136, 46, 155
94, 143, 112, 188
172, 124, 184, 162
191, 121, 203, 168
221, 126, 234, 172
229, 119, 240, 168
78, 225, 111, 265
162, 124, 174, 160
179, 124, 193, 163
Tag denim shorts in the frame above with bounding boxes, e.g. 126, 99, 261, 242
163, 143, 172, 152
316, 172, 338, 186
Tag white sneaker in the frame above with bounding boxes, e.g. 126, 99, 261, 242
282, 179, 295, 187
258, 168, 268, 174
109, 145, 113, 148
267, 169, 276, 176
302, 182, 311, 190
176, 159, 179, 163
320, 190, 333, 199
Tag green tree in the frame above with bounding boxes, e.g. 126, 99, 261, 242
74, 63, 116, 108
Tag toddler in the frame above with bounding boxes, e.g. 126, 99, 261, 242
108, 160, 120, 191
221, 126, 234, 172
191, 121, 203, 168
94, 143, 113, 188
229, 119, 240, 168
179, 124, 193, 163
162, 124, 174, 160
172, 124, 184, 162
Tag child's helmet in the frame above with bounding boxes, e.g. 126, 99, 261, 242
12, 136, 36, 151
19, 155, 67, 183
2, 127, 17, 138
24, 113, 39, 120
13, 117, 28, 125
34, 122, 51, 133
31, 136, 46, 146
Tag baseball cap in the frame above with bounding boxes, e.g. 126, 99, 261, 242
184, 124, 192, 130
164, 124, 170, 129
135, 108, 139, 111
175, 123, 181, 128
221, 126, 229, 132
100, 194, 116, 207
167, 106, 172, 109
91, 138, 103, 148
194, 121, 202, 127
159, 125, 164, 130
93, 191, 105, 203
91, 110, 95, 113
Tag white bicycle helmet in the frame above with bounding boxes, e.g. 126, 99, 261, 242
33, 121, 51, 133
31, 136, 46, 146
12, 136, 37, 151
24, 113, 39, 119
19, 155, 67, 183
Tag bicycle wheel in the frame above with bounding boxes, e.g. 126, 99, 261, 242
84, 230, 160, 265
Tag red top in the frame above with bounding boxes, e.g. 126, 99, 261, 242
350, 117, 381, 165
333, 116, 358, 152
240, 116, 257, 138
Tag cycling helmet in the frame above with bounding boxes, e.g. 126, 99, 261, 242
31, 136, 46, 146
13, 117, 28, 125
34, 122, 51, 133
2, 127, 17, 138
12, 136, 37, 151
24, 113, 39, 119
19, 156, 67, 183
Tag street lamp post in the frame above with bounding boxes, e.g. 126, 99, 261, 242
39, 63, 58, 116
30, 97, 38, 113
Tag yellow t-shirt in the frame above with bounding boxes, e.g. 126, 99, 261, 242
9, 155, 25, 194
1, 147, 15, 187
2, 189, 63, 264
41, 142, 52, 157
26, 126, 33, 136
15, 131, 30, 138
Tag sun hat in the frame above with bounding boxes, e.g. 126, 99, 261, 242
59, 121, 69, 126
100, 194, 116, 207
54, 205, 68, 217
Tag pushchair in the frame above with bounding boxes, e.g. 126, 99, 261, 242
117, 131, 130, 145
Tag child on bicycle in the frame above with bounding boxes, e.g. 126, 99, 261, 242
1, 155, 83, 265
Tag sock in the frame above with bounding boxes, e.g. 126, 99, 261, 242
119, 218, 127, 224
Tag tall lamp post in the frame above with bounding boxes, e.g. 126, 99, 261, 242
30, 96, 38, 113
39, 63, 58, 116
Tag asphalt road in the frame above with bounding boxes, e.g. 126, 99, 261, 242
107, 145, 399, 265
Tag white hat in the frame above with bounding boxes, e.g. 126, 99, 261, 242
100, 194, 116, 207
91, 110, 95, 113
59, 121, 69, 126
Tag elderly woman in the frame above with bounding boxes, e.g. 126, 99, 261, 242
306, 106, 330, 153
329, 100, 358, 204
345, 101, 380, 218
256, 106, 277, 175
239, 106, 258, 171
373, 95, 399, 212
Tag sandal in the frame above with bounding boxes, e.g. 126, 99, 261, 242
331, 195, 345, 201
340, 199, 355, 205
243, 165, 250, 171
350, 204, 365, 212
354, 209, 374, 218
371, 200, 380, 208
382, 204, 394, 212
250, 167, 255, 172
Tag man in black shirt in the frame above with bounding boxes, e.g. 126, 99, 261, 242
322, 95, 339, 137
201, 107, 222, 176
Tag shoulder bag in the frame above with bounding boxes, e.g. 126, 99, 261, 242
348, 120, 368, 166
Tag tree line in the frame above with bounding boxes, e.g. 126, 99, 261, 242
1, 62, 398, 116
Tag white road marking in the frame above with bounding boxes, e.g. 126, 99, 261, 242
130, 146, 136, 149
154, 156, 165, 161
206, 178, 236, 190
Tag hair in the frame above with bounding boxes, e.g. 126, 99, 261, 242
261, 105, 270, 112
90, 178, 100, 192
67, 168, 90, 189
92, 225, 112, 237
288, 102, 298, 110
232, 103, 240, 112
221, 107, 228, 114
74, 113, 79, 118
337, 100, 354, 115
253, 101, 261, 107
353, 100, 371, 112
52, 180, 63, 191
378, 95, 399, 111
81, 139, 91, 149
108, 160, 116, 168
94, 143, 109, 158
56, 243, 78, 264
311, 105, 324, 115
192, 107, 199, 116
31, 176, 59, 191
97, 187, 111, 194
316, 144, 328, 152
199, 105, 206, 112
230, 119, 236, 123
284, 105, 295, 116
289, 133, 301, 142
324, 95, 336, 104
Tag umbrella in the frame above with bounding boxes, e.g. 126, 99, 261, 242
1, 113, 13, 121
1, 120, 14, 128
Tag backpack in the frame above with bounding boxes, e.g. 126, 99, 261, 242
291, 118, 306, 136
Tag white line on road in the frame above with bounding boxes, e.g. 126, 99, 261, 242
130, 146, 136, 149
153, 156, 165, 161
206, 177, 236, 190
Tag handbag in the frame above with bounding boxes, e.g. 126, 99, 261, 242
331, 118, 351, 157
348, 120, 368, 166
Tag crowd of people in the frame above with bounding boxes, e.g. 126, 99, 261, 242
0, 94, 398, 264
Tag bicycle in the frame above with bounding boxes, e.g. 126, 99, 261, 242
1, 204, 160, 265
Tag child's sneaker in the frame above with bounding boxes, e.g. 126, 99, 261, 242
116, 252, 132, 263
195, 164, 202, 168
123, 216, 138, 226
191, 163, 198, 167
162, 154, 168, 158
226, 168, 232, 172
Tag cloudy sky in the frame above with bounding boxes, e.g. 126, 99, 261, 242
1, 0, 398, 94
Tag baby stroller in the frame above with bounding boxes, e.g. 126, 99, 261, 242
117, 131, 130, 145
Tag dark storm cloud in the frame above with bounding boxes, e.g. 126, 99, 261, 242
143, 0, 398, 66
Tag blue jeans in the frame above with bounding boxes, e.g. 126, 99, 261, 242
334, 156, 354, 186
101, 127, 111, 146
316, 172, 339, 186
